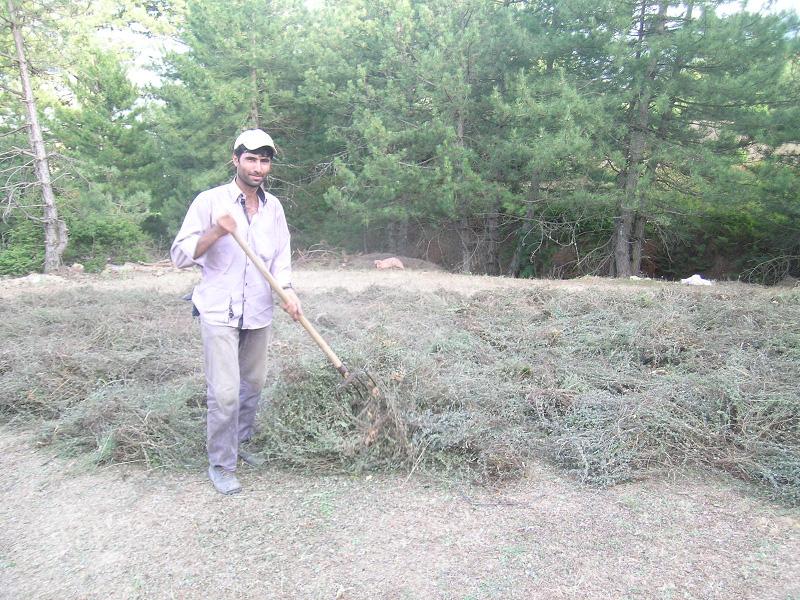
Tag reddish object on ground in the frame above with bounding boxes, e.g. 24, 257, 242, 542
374, 257, 404, 270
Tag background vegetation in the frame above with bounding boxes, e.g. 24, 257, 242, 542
1, 0, 798, 280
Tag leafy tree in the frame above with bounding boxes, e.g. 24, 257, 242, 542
1, 0, 69, 272
484, 0, 619, 276
3, 0, 796, 282
0, 0, 174, 272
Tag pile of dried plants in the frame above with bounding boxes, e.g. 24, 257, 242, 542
1, 279, 798, 504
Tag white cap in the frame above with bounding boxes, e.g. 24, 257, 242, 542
233, 129, 276, 155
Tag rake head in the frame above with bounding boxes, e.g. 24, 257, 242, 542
336, 366, 382, 403
334, 366, 389, 448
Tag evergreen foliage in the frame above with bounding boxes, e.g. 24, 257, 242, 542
0, 0, 797, 280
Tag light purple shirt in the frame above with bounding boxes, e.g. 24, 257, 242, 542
170, 179, 292, 329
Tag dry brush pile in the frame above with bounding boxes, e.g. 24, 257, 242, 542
1, 278, 798, 504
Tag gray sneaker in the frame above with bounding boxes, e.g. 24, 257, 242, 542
208, 465, 241, 495
238, 449, 266, 468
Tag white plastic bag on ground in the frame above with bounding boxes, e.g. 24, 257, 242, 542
680, 274, 713, 286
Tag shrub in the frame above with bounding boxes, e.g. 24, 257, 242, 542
0, 218, 44, 276
62, 190, 152, 271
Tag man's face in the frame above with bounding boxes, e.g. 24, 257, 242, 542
233, 151, 272, 189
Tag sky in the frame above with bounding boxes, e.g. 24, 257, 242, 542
762, 0, 799, 10
303, 0, 800, 11
720, 0, 800, 13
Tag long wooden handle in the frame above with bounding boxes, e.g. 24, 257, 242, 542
229, 228, 349, 377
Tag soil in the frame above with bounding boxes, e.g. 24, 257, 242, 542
1, 266, 798, 599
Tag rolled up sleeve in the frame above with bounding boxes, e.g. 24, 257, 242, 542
170, 194, 210, 269
270, 201, 293, 288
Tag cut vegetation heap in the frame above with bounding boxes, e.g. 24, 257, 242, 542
0, 274, 798, 505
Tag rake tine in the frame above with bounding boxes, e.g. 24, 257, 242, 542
336, 370, 366, 401
335, 366, 382, 404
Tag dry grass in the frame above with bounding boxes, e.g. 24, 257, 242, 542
1, 276, 798, 504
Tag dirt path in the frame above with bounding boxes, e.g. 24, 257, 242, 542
1, 427, 798, 600
1, 267, 797, 599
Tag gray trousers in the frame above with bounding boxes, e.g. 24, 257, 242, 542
200, 321, 271, 471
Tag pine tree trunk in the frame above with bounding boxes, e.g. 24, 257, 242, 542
482, 199, 501, 275
509, 172, 541, 277
631, 212, 646, 274
612, 209, 635, 277
458, 217, 473, 274
8, 0, 66, 272
612, 0, 667, 278
387, 218, 408, 255
250, 67, 261, 127
454, 109, 473, 273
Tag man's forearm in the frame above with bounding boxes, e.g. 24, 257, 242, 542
193, 224, 228, 259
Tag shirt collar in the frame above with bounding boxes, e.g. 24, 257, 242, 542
228, 178, 267, 205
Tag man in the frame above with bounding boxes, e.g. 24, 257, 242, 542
171, 129, 302, 495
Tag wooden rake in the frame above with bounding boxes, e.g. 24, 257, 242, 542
230, 228, 382, 405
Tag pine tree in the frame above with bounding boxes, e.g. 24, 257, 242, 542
151, 0, 308, 237
2, 0, 68, 272
591, 1, 799, 276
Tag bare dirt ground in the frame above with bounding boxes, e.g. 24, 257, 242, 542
1, 266, 799, 599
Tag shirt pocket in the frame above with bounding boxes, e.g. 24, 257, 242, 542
250, 226, 276, 266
